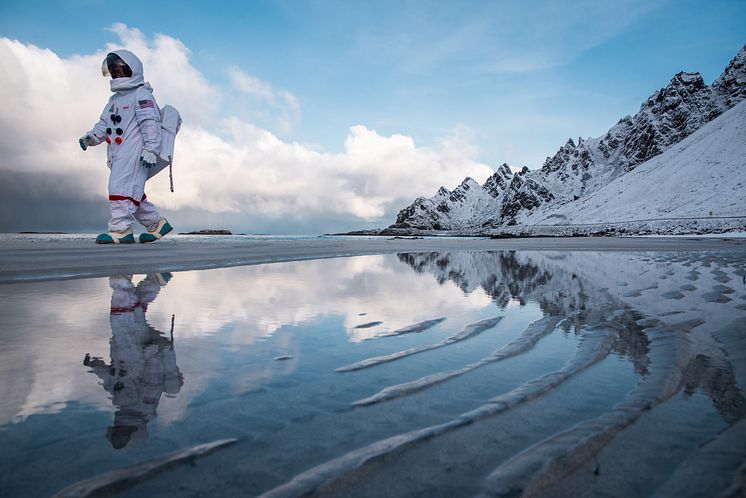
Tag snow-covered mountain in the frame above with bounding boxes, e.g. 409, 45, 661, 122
386, 44, 746, 235
391, 164, 512, 230
531, 100, 746, 227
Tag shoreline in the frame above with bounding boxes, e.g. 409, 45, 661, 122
1, 236, 745, 284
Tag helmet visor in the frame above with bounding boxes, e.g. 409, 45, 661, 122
101, 53, 132, 79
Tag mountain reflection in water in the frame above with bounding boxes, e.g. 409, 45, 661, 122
0, 250, 743, 498
397, 251, 744, 404
374, 250, 745, 498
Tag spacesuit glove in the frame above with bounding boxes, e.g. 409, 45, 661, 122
79, 134, 97, 151
140, 149, 158, 169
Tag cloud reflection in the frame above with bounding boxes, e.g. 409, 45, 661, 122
0, 255, 497, 431
145, 255, 494, 343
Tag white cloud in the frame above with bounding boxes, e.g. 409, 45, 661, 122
0, 25, 493, 228
228, 66, 301, 133
229, 67, 275, 101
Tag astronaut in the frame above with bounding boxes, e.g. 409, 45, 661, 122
84, 273, 183, 449
79, 50, 173, 244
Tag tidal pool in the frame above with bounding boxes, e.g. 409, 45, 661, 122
0, 250, 744, 497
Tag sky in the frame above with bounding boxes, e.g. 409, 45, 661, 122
0, 0, 744, 234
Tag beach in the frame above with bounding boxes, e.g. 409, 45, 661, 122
1, 234, 745, 283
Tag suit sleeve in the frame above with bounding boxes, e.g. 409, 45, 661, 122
135, 88, 162, 154
86, 99, 113, 146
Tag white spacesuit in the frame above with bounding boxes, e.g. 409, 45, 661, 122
80, 50, 173, 244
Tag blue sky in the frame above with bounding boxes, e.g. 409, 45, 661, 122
0, 0, 744, 233
3, 0, 744, 166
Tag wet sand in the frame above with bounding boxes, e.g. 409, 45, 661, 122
1, 236, 745, 283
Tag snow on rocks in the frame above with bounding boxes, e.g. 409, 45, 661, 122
387, 44, 746, 237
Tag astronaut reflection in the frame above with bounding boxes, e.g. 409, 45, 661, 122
84, 273, 183, 449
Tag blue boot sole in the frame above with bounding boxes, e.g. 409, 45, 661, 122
95, 233, 136, 244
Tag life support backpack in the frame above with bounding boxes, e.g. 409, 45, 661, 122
147, 105, 182, 192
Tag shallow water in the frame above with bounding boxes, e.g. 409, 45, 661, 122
0, 250, 744, 497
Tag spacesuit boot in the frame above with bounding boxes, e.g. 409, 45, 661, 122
96, 227, 136, 244
139, 218, 173, 243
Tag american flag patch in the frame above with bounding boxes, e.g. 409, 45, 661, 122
138, 100, 154, 109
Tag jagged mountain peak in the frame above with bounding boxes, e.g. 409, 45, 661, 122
482, 164, 514, 198
387, 44, 746, 235
671, 71, 705, 86
488, 163, 513, 178
459, 177, 479, 189
640, 70, 708, 117
711, 43, 746, 106
717, 43, 746, 81
389, 171, 510, 231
